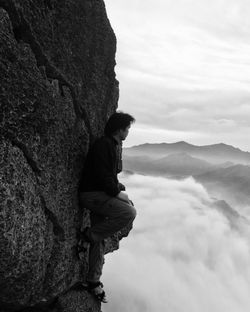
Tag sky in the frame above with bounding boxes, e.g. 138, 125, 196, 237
103, 173, 250, 312
104, 0, 250, 152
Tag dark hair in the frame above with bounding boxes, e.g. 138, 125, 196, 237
104, 111, 135, 136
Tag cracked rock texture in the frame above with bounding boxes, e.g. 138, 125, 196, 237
0, 0, 119, 311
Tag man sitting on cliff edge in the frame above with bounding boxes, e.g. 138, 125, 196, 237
78, 111, 136, 303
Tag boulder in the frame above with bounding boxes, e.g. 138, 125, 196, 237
0, 0, 120, 310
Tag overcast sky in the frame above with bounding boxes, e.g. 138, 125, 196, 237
105, 0, 250, 152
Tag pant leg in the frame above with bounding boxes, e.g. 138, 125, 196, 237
79, 191, 136, 282
86, 212, 105, 283
87, 239, 105, 283
80, 192, 137, 243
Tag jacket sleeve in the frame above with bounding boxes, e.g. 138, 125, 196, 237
116, 143, 123, 173
93, 140, 120, 197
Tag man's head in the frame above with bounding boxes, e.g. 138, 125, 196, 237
104, 111, 135, 141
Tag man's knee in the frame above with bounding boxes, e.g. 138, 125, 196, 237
127, 204, 137, 222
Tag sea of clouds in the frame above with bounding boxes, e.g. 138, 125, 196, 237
102, 173, 250, 312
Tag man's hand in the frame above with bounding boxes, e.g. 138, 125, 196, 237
116, 191, 130, 204
118, 182, 126, 191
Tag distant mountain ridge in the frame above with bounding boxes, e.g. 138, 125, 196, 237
154, 152, 213, 175
124, 152, 214, 176
124, 141, 250, 165
194, 164, 250, 206
123, 141, 250, 206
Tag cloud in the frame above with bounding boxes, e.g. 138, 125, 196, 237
105, 0, 250, 151
102, 173, 250, 312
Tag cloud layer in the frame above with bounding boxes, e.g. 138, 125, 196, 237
102, 173, 250, 312
105, 0, 250, 151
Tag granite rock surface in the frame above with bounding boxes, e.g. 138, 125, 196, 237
0, 1, 121, 311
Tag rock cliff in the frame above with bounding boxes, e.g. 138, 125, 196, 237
0, 0, 121, 311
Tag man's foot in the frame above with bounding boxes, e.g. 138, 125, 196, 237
86, 281, 108, 303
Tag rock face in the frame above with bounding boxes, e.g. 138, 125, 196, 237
0, 0, 119, 311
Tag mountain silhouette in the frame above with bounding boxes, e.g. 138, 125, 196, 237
123, 152, 214, 176
194, 164, 250, 205
123, 142, 250, 206
124, 142, 250, 165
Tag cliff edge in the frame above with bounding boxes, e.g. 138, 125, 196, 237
0, 0, 121, 311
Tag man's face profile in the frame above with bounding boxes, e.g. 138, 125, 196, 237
119, 125, 131, 141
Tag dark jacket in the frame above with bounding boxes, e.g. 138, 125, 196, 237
79, 136, 124, 197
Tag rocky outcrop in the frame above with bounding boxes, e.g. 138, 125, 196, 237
0, 0, 120, 311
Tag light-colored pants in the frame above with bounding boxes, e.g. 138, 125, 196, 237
79, 191, 136, 283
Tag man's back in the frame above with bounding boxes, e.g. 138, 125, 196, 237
79, 136, 121, 196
